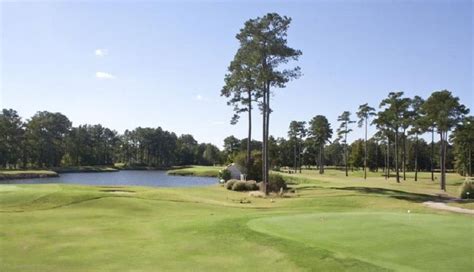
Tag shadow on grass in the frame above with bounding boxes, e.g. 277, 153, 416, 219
331, 186, 449, 203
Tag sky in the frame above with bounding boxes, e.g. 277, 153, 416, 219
1, 0, 472, 148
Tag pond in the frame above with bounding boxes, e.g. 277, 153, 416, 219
0, 171, 217, 187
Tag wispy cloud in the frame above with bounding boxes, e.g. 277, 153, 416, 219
95, 71, 116, 79
95, 48, 108, 57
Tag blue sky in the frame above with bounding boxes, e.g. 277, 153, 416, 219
1, 0, 472, 147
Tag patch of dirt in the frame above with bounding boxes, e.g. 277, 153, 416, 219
422, 201, 474, 215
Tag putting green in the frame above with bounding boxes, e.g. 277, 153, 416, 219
248, 212, 474, 271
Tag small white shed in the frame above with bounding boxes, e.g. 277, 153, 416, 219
226, 163, 243, 180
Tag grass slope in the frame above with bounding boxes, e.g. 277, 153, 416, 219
0, 169, 472, 271
167, 165, 222, 177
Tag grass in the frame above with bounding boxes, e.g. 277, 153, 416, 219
0, 169, 472, 271
0, 170, 58, 180
167, 165, 223, 177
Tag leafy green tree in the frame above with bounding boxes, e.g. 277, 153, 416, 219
0, 109, 24, 168
422, 90, 469, 190
356, 103, 376, 179
350, 139, 365, 169
236, 13, 301, 193
337, 111, 355, 177
379, 92, 411, 183
451, 116, 473, 177
25, 111, 71, 167
308, 115, 333, 174
223, 135, 241, 161
202, 144, 221, 165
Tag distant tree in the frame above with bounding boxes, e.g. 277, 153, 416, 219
202, 144, 221, 165
350, 139, 365, 169
288, 121, 300, 172
25, 111, 71, 167
177, 134, 199, 165
236, 13, 301, 193
308, 115, 333, 174
379, 92, 411, 183
356, 103, 376, 179
337, 111, 355, 176
223, 135, 241, 160
451, 116, 473, 177
0, 109, 24, 168
408, 96, 425, 181
325, 141, 344, 167
373, 110, 395, 180
296, 121, 307, 173
422, 90, 469, 190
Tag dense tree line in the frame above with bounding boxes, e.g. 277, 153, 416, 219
0, 109, 223, 169
222, 89, 471, 192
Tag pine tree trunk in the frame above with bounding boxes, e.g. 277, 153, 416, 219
319, 144, 323, 174
299, 139, 302, 173
246, 90, 252, 177
402, 130, 406, 181
440, 131, 446, 191
364, 118, 367, 179
262, 83, 267, 194
414, 135, 418, 181
395, 130, 400, 183
264, 83, 270, 191
345, 123, 348, 177
431, 128, 435, 181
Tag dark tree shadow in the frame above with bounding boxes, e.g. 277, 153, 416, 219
331, 186, 450, 203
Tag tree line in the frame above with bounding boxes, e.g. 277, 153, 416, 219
222, 90, 471, 191
0, 109, 223, 169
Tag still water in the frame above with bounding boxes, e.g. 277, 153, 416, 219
1, 171, 217, 187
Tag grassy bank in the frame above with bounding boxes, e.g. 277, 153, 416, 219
0, 169, 472, 271
167, 165, 222, 177
0, 170, 58, 180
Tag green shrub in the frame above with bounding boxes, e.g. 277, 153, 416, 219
232, 181, 248, 191
245, 180, 259, 191
459, 181, 473, 199
233, 151, 262, 181
259, 174, 287, 193
230, 180, 259, 191
225, 179, 238, 190
218, 169, 232, 182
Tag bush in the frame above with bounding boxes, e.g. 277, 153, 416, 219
218, 169, 232, 182
459, 181, 473, 199
232, 181, 248, 191
232, 180, 259, 191
233, 151, 262, 181
258, 174, 287, 193
225, 179, 238, 190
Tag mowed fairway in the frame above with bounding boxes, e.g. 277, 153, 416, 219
0, 169, 473, 271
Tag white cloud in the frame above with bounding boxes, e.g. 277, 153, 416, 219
95, 49, 108, 57
196, 94, 204, 101
95, 71, 116, 79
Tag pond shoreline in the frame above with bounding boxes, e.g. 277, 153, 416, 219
0, 171, 59, 180
0, 165, 220, 182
